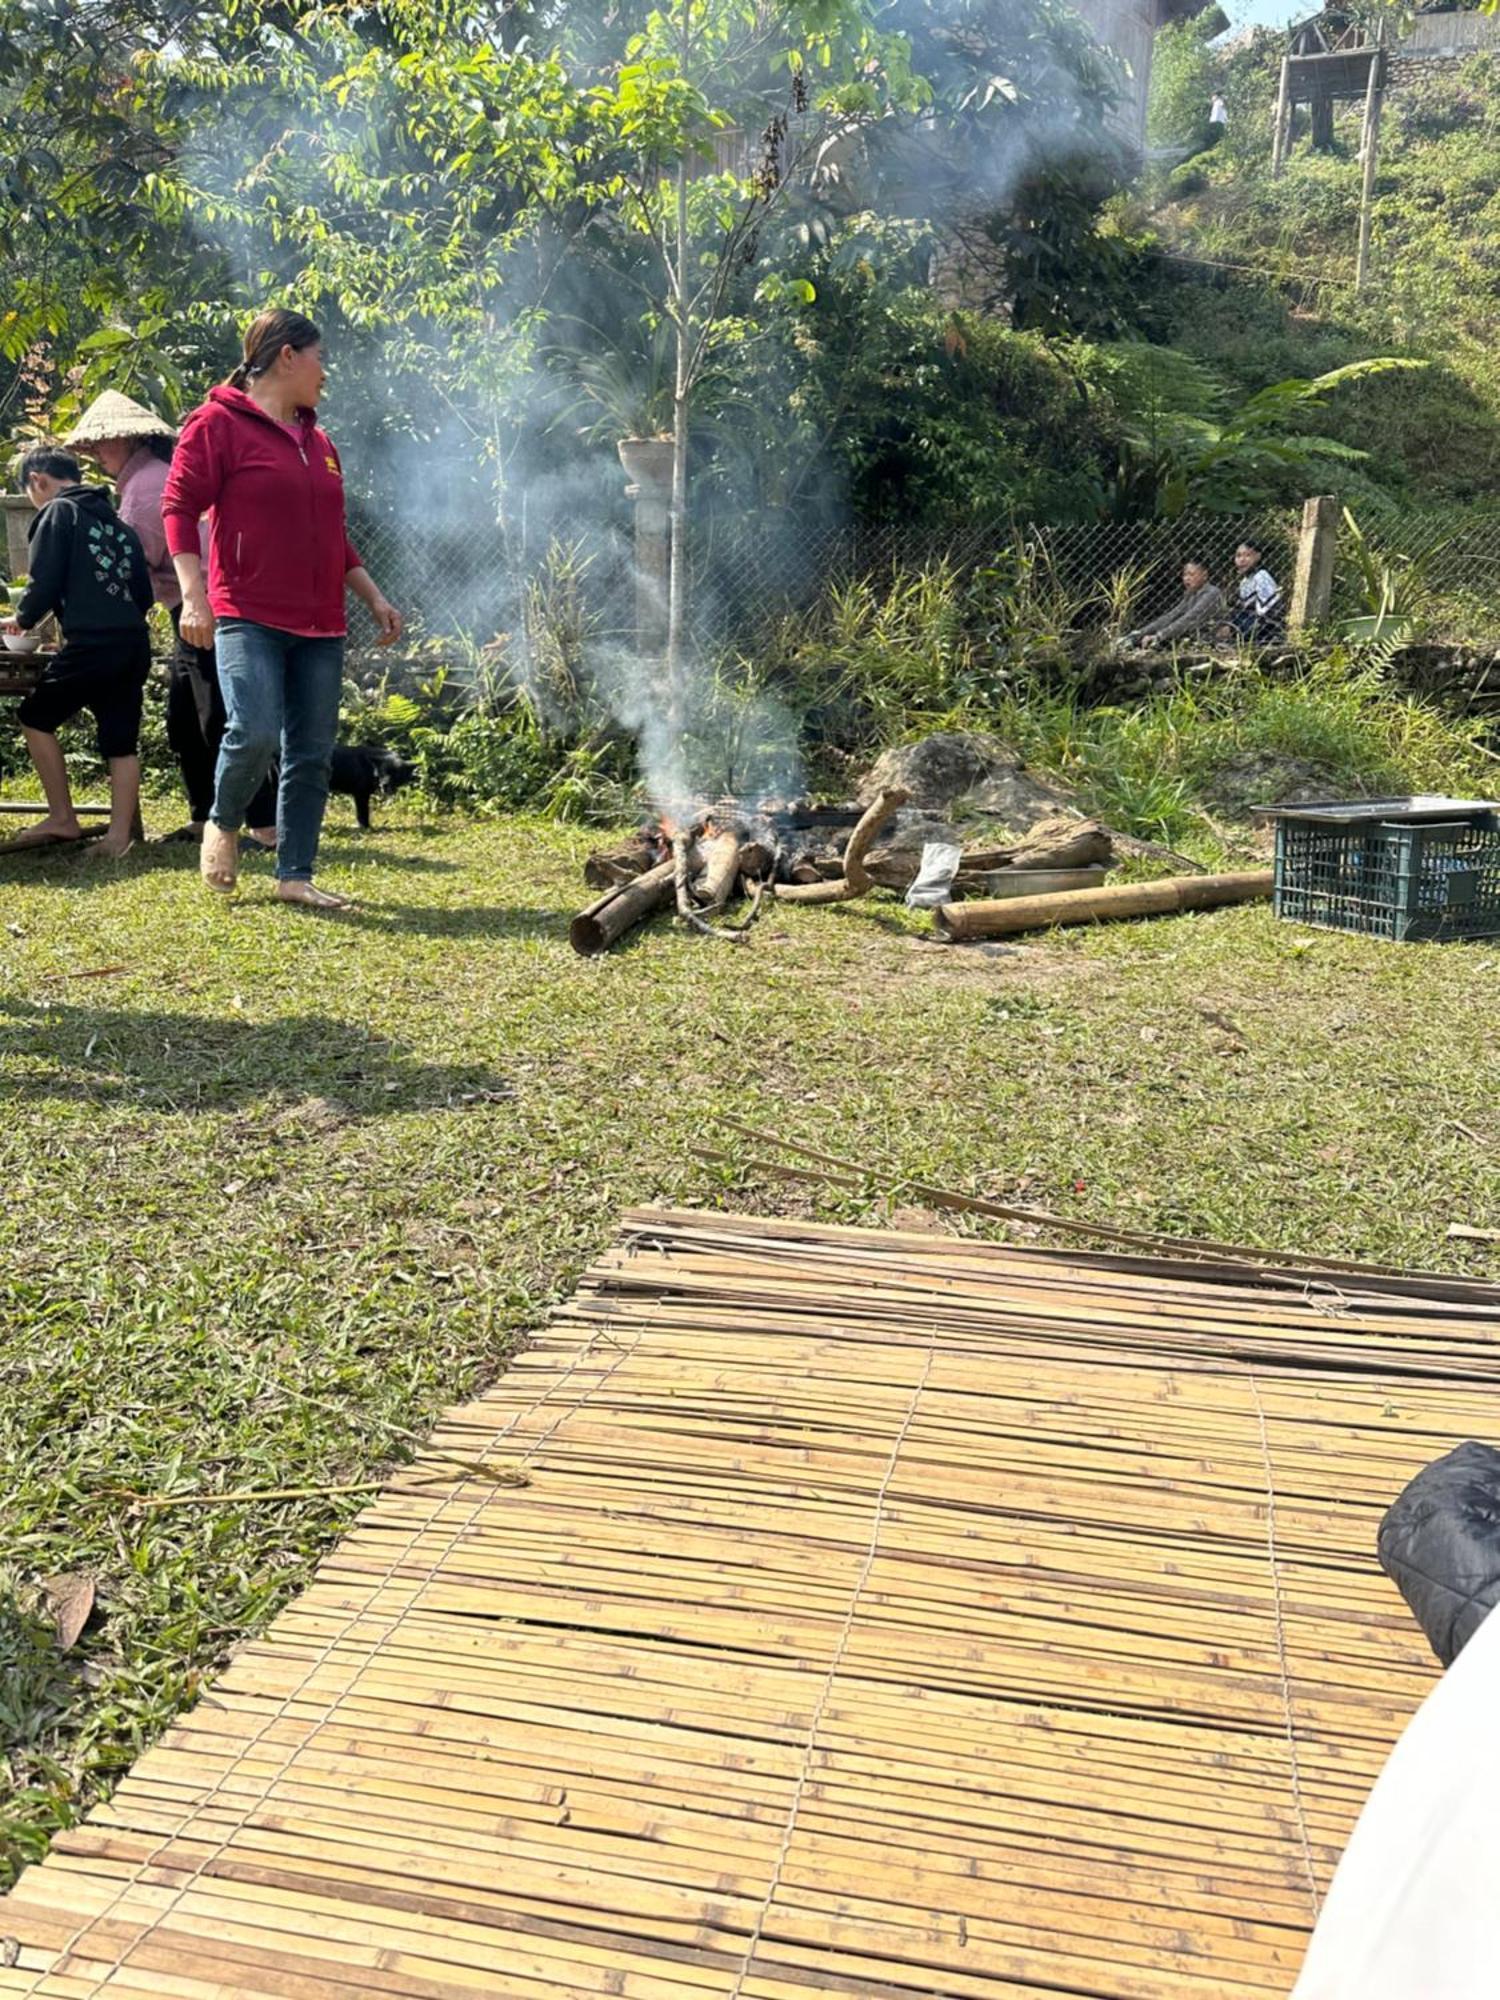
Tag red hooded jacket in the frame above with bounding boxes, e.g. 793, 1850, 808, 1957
161, 385, 362, 638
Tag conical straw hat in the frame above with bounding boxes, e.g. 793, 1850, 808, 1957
63, 391, 176, 449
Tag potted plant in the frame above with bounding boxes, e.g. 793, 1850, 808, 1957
553, 331, 676, 488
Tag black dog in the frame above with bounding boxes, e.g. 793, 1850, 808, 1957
261, 745, 415, 830
329, 745, 416, 829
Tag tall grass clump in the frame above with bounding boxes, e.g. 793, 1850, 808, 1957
995, 648, 1494, 847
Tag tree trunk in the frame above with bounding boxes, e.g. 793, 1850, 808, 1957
665, 133, 691, 703
693, 830, 742, 913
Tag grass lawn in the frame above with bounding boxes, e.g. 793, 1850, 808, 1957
1, 803, 1497, 1881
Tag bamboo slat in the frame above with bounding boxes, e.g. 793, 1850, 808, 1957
5, 1207, 1497, 1999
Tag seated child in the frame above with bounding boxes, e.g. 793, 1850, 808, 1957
4, 447, 154, 855
1226, 541, 1284, 642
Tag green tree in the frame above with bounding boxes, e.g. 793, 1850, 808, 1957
1146, 14, 1223, 151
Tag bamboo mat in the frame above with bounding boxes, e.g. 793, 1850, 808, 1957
6, 1207, 1499, 2000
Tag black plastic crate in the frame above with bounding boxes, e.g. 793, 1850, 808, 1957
1262, 798, 1500, 941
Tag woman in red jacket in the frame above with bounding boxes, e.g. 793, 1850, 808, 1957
162, 309, 402, 907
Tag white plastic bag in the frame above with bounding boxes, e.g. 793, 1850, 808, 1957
904, 842, 963, 909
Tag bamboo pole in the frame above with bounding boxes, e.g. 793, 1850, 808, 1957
934, 869, 1272, 941
1355, 48, 1386, 292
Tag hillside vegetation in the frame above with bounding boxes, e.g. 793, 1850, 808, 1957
1137, 31, 1500, 513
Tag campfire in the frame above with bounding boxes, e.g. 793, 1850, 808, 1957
570, 790, 904, 954
570, 793, 1116, 953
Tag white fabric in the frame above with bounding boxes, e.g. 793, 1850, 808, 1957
1210, 95, 1228, 124
1240, 568, 1281, 615
1292, 1603, 1500, 1999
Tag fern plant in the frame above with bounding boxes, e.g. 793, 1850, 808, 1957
1097, 344, 1428, 516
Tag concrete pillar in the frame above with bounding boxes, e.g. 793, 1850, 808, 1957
1290, 495, 1340, 633
617, 439, 674, 659
1, 493, 35, 583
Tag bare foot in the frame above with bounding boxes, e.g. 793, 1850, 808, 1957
201, 824, 239, 893
276, 880, 353, 911
4, 818, 84, 849
89, 833, 136, 861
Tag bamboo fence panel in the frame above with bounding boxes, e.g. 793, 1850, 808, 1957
3, 1206, 1497, 1999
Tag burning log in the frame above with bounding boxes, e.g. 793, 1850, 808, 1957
773, 788, 909, 905
693, 829, 743, 914
583, 838, 656, 889
570, 858, 677, 956
934, 869, 1273, 942
673, 829, 749, 946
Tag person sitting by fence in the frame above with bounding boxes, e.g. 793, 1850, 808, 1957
1124, 561, 1226, 651
2, 446, 153, 855
1221, 541, 1284, 644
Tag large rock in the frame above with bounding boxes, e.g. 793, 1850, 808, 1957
862, 808, 963, 889
1205, 751, 1344, 821
859, 733, 1076, 830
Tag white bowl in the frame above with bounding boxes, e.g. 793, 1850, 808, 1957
3, 630, 42, 654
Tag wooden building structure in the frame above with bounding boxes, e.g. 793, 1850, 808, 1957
1272, 13, 1388, 288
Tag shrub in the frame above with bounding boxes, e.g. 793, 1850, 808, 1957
994, 649, 1492, 846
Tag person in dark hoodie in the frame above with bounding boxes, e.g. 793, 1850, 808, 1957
2, 447, 154, 855
162, 308, 403, 909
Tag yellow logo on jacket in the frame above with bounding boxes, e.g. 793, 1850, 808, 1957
325, 455, 340, 477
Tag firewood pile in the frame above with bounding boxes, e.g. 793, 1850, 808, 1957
571, 794, 1117, 954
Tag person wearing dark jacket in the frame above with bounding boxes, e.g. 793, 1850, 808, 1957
64, 389, 277, 850
3, 447, 154, 855
161, 307, 403, 908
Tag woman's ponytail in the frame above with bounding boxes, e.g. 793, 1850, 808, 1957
225, 308, 322, 391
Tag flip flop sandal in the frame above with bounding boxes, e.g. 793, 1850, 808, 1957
155, 825, 203, 846
200, 825, 239, 894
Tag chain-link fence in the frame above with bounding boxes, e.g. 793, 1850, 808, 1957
343, 500, 1500, 674
1341, 510, 1500, 644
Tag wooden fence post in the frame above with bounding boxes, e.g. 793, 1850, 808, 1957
617, 439, 673, 659
1290, 495, 1340, 633
1355, 47, 1387, 292
1272, 56, 1292, 173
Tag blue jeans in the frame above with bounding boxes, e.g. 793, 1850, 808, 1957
212, 621, 344, 882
